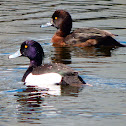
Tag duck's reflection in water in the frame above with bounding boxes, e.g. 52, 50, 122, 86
51, 46, 72, 64
51, 46, 116, 64
15, 87, 44, 123
15, 84, 84, 123
16, 87, 44, 108
76, 46, 115, 57
61, 84, 84, 96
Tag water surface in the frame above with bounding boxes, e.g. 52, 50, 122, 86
0, 0, 126, 126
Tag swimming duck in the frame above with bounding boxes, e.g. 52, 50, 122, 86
41, 10, 125, 47
9, 40, 85, 93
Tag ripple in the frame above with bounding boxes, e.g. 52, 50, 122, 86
0, 0, 126, 125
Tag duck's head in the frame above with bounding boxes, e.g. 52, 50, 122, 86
9, 40, 44, 67
41, 10, 72, 36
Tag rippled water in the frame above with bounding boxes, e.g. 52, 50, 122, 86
0, 0, 126, 126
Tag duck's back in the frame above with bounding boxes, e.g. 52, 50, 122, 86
32, 63, 74, 75
65, 28, 124, 47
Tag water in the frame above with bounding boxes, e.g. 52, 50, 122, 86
0, 0, 126, 125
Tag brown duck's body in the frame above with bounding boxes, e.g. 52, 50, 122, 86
52, 27, 125, 47
45, 10, 125, 47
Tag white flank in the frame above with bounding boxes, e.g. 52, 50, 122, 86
25, 73, 62, 95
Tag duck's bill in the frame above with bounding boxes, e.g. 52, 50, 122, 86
40, 22, 53, 28
9, 49, 22, 59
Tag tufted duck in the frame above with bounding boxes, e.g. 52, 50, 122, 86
9, 40, 85, 94
41, 10, 125, 47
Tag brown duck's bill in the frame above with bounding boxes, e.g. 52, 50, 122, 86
40, 22, 53, 28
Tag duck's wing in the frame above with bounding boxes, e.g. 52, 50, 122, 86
32, 63, 74, 75
61, 72, 86, 86
32, 63, 85, 85
73, 28, 116, 36
65, 28, 124, 47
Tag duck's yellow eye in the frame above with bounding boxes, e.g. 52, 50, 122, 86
55, 17, 58, 20
25, 45, 28, 48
